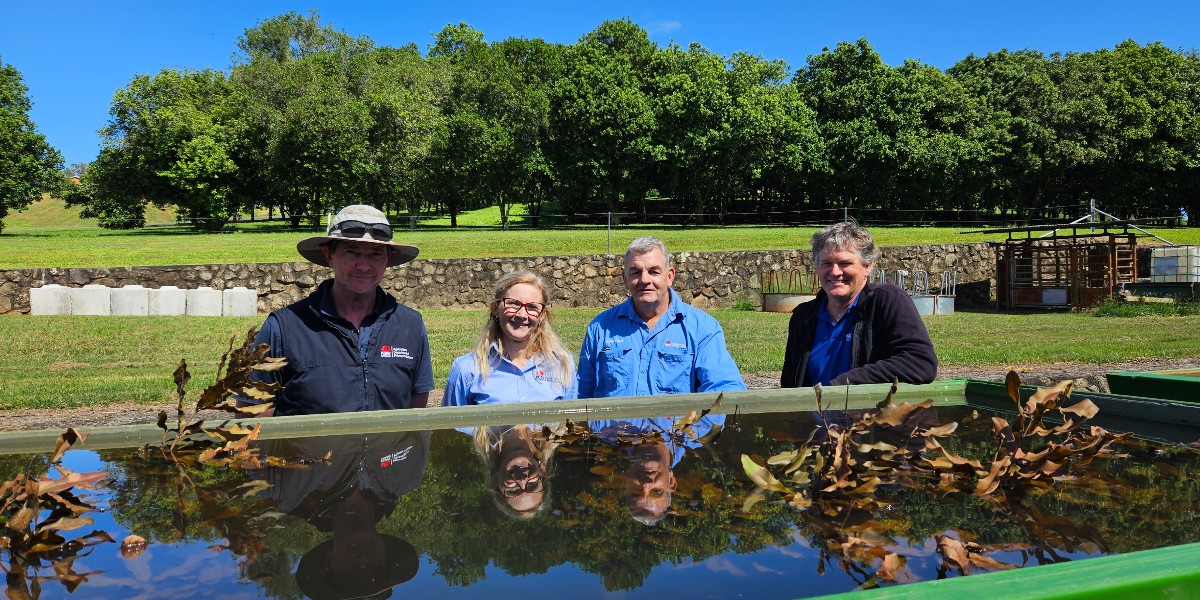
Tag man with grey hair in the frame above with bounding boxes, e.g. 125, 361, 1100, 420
577, 236, 745, 398
781, 221, 937, 387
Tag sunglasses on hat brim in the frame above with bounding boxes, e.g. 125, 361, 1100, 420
333, 220, 393, 242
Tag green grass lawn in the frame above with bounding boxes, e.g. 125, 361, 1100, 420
3, 309, 1198, 411
3, 198, 1198, 269
3, 199, 1198, 412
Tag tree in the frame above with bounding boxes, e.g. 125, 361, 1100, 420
548, 20, 659, 222
890, 60, 997, 217
425, 23, 500, 227
948, 49, 1059, 219
647, 42, 735, 224
233, 9, 371, 65
489, 37, 564, 227
723, 52, 824, 221
1085, 41, 1200, 221
797, 39, 994, 221
425, 25, 561, 228
230, 12, 377, 227
70, 68, 243, 231
795, 39, 905, 214
0, 59, 63, 233
360, 44, 447, 220
63, 146, 149, 229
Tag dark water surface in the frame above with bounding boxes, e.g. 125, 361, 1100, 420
4, 405, 1200, 599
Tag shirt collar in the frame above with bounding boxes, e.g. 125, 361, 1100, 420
818, 293, 860, 324
618, 288, 680, 326
488, 341, 544, 371
314, 279, 387, 321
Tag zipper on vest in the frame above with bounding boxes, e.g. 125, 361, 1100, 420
362, 357, 369, 410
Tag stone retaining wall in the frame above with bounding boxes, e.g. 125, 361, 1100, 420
0, 243, 999, 315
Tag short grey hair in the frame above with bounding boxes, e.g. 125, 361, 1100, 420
811, 221, 878, 265
625, 236, 671, 268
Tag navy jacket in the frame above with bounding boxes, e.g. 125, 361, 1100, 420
781, 282, 938, 387
256, 280, 434, 415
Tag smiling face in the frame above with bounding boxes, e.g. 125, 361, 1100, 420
494, 282, 545, 350
624, 248, 675, 319
323, 240, 392, 297
816, 245, 872, 308
499, 448, 546, 513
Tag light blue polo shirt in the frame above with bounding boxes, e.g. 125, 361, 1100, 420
442, 346, 576, 406
804, 298, 859, 386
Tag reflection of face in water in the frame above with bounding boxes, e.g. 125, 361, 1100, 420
320, 488, 391, 592
589, 415, 724, 526
475, 425, 555, 520
624, 441, 677, 526
499, 444, 546, 513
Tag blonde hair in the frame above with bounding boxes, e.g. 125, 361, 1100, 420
472, 270, 575, 385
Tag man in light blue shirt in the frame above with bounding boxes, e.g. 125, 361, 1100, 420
577, 236, 746, 398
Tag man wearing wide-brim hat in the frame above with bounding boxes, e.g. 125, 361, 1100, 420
245, 205, 434, 416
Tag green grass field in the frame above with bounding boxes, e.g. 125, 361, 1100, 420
2, 198, 1198, 412
3, 198, 1198, 269
2, 309, 1198, 411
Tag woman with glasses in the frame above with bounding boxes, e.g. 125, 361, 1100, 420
443, 270, 576, 406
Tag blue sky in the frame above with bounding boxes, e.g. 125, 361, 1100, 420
2, 0, 1198, 166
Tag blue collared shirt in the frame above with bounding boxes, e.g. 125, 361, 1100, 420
804, 298, 859, 386
576, 289, 746, 398
589, 415, 726, 467
442, 345, 576, 406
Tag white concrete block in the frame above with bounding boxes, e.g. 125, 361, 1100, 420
71, 284, 111, 315
185, 286, 223, 316
222, 287, 257, 316
149, 286, 187, 316
111, 285, 149, 316
29, 284, 71, 315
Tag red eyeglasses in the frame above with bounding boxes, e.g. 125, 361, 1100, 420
500, 298, 547, 316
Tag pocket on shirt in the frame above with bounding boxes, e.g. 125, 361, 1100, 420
654, 348, 694, 393
598, 347, 631, 393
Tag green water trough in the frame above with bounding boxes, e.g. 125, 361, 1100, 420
2, 378, 1199, 598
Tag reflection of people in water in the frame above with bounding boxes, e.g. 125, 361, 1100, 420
254, 431, 429, 599
470, 425, 559, 520
589, 415, 724, 526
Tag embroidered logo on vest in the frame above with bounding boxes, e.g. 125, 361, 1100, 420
380, 445, 413, 468
380, 345, 414, 359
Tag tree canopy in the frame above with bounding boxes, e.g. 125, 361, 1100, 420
0, 58, 63, 233
68, 12, 1200, 230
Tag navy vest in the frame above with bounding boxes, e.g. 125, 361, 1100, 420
270, 282, 428, 415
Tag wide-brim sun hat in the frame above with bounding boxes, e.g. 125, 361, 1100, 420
294, 534, 418, 600
296, 205, 419, 268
